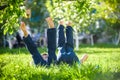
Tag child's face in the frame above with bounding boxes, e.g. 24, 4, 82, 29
42, 54, 48, 61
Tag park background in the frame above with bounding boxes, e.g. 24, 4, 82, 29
0, 0, 120, 80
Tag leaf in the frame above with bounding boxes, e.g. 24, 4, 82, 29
10, 4, 13, 10
9, 28, 13, 35
0, 20, 3, 24
3, 26, 8, 35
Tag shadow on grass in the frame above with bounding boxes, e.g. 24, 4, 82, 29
79, 43, 120, 48
75, 49, 120, 54
113, 72, 120, 80
0, 44, 120, 55
0, 47, 47, 54
75, 43, 120, 54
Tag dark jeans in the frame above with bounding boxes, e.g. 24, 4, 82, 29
57, 25, 80, 65
23, 26, 79, 66
23, 28, 56, 66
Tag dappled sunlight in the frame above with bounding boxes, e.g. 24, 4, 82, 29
0, 45, 120, 80
0, 0, 120, 80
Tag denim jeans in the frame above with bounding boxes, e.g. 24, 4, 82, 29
23, 26, 79, 66
57, 25, 80, 65
23, 28, 56, 66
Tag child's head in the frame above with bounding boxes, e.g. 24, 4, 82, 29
42, 53, 48, 61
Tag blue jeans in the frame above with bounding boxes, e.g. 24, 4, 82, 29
23, 28, 56, 66
23, 26, 79, 66
57, 25, 80, 65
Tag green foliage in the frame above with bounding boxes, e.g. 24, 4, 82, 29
0, 0, 119, 35
46, 0, 120, 33
46, 0, 97, 31
94, 0, 120, 24
0, 45, 120, 80
0, 0, 24, 35
23, 0, 50, 33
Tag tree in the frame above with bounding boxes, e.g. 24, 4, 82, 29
0, 0, 51, 47
99, 0, 120, 45
46, 0, 120, 46
0, 0, 24, 35
46, 0, 100, 48
0, 0, 24, 47
24, 0, 50, 33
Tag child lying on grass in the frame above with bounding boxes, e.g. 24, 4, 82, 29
20, 17, 88, 66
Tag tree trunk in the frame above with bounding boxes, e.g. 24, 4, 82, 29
44, 28, 47, 47
8, 36, 12, 49
75, 31, 79, 50
90, 34, 94, 46
3, 35, 6, 47
115, 31, 120, 45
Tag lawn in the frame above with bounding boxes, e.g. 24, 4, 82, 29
0, 44, 120, 80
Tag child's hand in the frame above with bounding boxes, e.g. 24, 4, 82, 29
20, 22, 28, 37
20, 22, 26, 31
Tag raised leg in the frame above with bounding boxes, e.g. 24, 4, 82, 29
66, 22, 74, 51
57, 20, 67, 63
58, 20, 65, 47
65, 22, 80, 64
46, 17, 57, 65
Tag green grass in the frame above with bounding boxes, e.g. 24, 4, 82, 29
0, 44, 120, 80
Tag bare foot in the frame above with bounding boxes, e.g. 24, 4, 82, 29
66, 21, 72, 26
20, 22, 28, 37
58, 20, 64, 25
80, 54, 88, 63
46, 17, 54, 28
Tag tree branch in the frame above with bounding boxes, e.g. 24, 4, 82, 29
0, 5, 8, 10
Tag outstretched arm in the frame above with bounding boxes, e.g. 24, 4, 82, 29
20, 22, 46, 65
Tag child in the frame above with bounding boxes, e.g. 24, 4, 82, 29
20, 17, 88, 66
